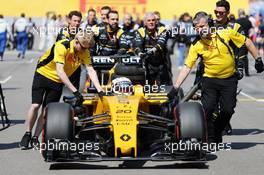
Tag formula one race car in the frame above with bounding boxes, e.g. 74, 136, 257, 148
42, 55, 207, 162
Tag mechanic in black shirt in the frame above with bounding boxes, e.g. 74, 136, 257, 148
93, 10, 126, 56
236, 9, 254, 76
154, 11, 166, 29
96, 6, 111, 30
119, 13, 135, 55
153, 11, 173, 77
134, 12, 172, 85
81, 8, 97, 32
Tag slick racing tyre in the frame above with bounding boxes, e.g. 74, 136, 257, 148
42, 103, 74, 161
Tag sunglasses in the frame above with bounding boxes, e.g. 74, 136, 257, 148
214, 10, 226, 16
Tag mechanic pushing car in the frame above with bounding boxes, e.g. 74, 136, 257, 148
195, 0, 250, 85
194, 0, 264, 135
19, 30, 103, 149
134, 12, 172, 85
168, 11, 264, 144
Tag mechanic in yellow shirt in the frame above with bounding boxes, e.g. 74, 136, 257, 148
168, 12, 264, 144
20, 30, 103, 149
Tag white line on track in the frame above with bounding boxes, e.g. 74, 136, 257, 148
256, 99, 264, 102
240, 91, 256, 101
240, 91, 264, 103
0, 76, 12, 84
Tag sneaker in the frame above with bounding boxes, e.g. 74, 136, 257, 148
19, 132, 31, 149
31, 136, 40, 150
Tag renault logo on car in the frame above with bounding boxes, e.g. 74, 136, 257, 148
120, 134, 131, 141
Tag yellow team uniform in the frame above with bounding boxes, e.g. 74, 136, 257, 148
185, 27, 246, 79
36, 39, 92, 83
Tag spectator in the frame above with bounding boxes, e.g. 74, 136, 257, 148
134, 13, 144, 30
237, 9, 254, 76
55, 14, 66, 29
14, 13, 28, 59
229, 14, 236, 23
257, 15, 264, 56
177, 12, 193, 69
0, 14, 10, 61
27, 17, 36, 50
46, 14, 57, 49
38, 12, 49, 51
81, 8, 97, 31
154, 11, 165, 28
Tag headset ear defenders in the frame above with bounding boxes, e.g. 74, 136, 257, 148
193, 11, 214, 28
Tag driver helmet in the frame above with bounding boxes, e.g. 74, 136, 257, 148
112, 77, 133, 95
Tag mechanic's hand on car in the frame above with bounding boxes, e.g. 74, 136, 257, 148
167, 87, 179, 100
255, 57, 264, 73
73, 91, 84, 106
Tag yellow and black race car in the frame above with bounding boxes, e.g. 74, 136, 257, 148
42, 55, 207, 163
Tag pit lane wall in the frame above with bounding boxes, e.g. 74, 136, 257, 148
0, 0, 248, 19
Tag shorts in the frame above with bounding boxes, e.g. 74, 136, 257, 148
32, 72, 63, 107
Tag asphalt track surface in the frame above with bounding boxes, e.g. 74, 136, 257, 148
0, 50, 263, 175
